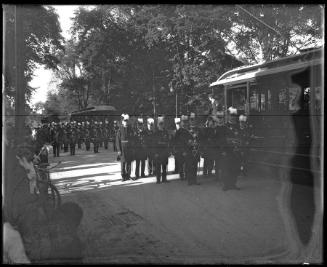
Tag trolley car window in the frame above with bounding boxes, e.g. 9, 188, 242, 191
249, 85, 259, 112
227, 86, 246, 111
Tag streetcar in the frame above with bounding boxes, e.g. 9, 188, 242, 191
209, 46, 323, 184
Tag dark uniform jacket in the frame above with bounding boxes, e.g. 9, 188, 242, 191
188, 127, 201, 161
134, 126, 147, 159
68, 127, 77, 144
173, 128, 193, 155
144, 129, 156, 158
51, 126, 63, 145
116, 125, 135, 162
225, 123, 241, 154
153, 129, 170, 163
200, 127, 216, 158
214, 125, 228, 153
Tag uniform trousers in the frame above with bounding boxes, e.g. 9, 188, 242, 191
155, 159, 168, 183
53, 142, 60, 157
203, 151, 214, 175
147, 155, 156, 176
70, 143, 76, 155
221, 150, 240, 189
135, 149, 146, 177
176, 152, 187, 180
85, 139, 90, 151
185, 154, 199, 185
104, 139, 108, 149
113, 139, 117, 152
121, 160, 131, 179
93, 141, 99, 153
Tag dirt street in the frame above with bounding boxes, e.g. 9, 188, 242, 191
49, 144, 292, 264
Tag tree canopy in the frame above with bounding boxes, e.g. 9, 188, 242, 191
3, 5, 64, 103
7, 5, 322, 120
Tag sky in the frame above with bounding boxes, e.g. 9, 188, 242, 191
29, 5, 80, 106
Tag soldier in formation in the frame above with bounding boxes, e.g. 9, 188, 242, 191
173, 115, 193, 181
84, 121, 91, 151
221, 107, 241, 191
68, 122, 77, 156
91, 122, 100, 153
201, 116, 216, 176
112, 120, 119, 152
134, 118, 147, 178
145, 118, 156, 176
185, 113, 201, 185
103, 120, 110, 149
50, 122, 63, 157
238, 114, 252, 177
153, 116, 170, 184
213, 111, 227, 182
116, 114, 134, 181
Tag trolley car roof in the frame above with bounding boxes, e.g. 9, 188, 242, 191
210, 46, 323, 87
70, 105, 117, 116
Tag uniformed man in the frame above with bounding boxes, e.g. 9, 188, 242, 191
35, 123, 51, 163
116, 114, 134, 181
68, 122, 77, 156
103, 120, 110, 149
76, 123, 83, 149
221, 107, 241, 191
186, 113, 201, 185
84, 121, 91, 151
51, 122, 63, 157
91, 121, 100, 153
112, 120, 119, 152
201, 116, 216, 176
172, 118, 181, 174
144, 118, 156, 176
213, 111, 227, 182
134, 118, 147, 179
153, 116, 170, 184
238, 114, 251, 176
98, 121, 103, 148
62, 122, 69, 152
173, 115, 193, 181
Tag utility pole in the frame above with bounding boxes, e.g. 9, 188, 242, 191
15, 5, 25, 143
175, 91, 178, 118
152, 70, 156, 120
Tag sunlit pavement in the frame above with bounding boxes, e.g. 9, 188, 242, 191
48, 143, 295, 264
50, 144, 183, 194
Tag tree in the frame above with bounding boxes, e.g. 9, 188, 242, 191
222, 4, 323, 63
3, 5, 64, 103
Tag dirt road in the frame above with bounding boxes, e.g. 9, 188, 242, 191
49, 144, 292, 264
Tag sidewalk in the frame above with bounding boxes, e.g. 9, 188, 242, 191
48, 146, 304, 264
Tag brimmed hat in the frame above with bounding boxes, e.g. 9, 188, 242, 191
137, 118, 144, 123
157, 116, 165, 123
122, 114, 129, 120
174, 117, 181, 124
228, 107, 238, 115
147, 118, 154, 124
239, 114, 247, 122
190, 112, 196, 119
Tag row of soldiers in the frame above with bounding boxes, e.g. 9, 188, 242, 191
115, 107, 254, 190
34, 120, 119, 158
